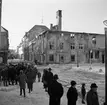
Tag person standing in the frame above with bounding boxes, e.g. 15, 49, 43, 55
48, 74, 64, 105
47, 68, 53, 88
42, 69, 48, 91
26, 68, 35, 93
67, 80, 78, 105
37, 71, 41, 82
18, 70, 27, 97
86, 83, 99, 105
81, 83, 86, 104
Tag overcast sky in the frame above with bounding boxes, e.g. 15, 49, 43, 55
2, 0, 107, 49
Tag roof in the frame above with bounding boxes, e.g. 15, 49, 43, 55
29, 25, 49, 33
46, 30, 104, 36
1, 26, 8, 33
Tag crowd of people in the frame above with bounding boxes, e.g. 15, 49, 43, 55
0, 63, 101, 105
42, 68, 100, 105
0, 62, 41, 96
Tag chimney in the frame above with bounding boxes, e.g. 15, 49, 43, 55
50, 24, 53, 30
56, 10, 62, 31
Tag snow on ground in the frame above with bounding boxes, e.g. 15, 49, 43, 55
49, 63, 105, 104
0, 63, 105, 105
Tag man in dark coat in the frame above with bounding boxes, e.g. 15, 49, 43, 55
26, 68, 36, 93
48, 74, 64, 105
1, 67, 8, 86
42, 69, 49, 91
86, 83, 99, 105
47, 68, 53, 88
67, 80, 78, 105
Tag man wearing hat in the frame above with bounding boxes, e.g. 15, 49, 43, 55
47, 68, 53, 88
67, 80, 78, 105
86, 83, 99, 105
48, 74, 64, 105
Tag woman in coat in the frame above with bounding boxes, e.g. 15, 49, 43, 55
18, 70, 27, 97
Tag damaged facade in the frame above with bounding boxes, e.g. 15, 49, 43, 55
20, 10, 105, 64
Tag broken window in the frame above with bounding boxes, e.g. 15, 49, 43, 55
71, 43, 75, 49
71, 55, 75, 62
95, 50, 99, 59
49, 54, 54, 61
60, 42, 64, 49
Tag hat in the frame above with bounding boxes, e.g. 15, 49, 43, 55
48, 68, 52, 71
82, 83, 85, 86
90, 83, 98, 88
53, 74, 59, 80
71, 80, 76, 86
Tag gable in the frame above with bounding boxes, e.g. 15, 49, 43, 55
1, 26, 8, 33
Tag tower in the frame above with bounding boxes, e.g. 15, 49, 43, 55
56, 10, 62, 31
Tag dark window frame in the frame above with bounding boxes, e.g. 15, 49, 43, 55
49, 54, 54, 62
71, 55, 75, 62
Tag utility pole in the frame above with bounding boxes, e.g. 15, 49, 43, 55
103, 20, 107, 105
0, 0, 2, 49
105, 28, 107, 105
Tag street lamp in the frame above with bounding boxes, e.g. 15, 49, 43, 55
89, 50, 92, 70
103, 20, 107, 105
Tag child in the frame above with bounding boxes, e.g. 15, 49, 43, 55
81, 83, 86, 104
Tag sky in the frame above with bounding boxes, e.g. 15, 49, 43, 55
1, 0, 107, 49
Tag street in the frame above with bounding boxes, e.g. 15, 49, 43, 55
0, 64, 105, 105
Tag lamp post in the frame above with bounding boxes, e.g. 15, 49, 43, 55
42, 34, 45, 64
103, 20, 107, 105
0, 0, 2, 48
89, 50, 92, 69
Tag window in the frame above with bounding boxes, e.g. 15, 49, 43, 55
60, 55, 64, 62
79, 44, 83, 49
71, 55, 75, 62
60, 42, 64, 49
95, 50, 99, 59
49, 42, 54, 50
70, 34, 75, 38
89, 51, 93, 58
61, 33, 64, 36
92, 36, 96, 45
71, 43, 75, 49
49, 54, 54, 61
80, 34, 84, 38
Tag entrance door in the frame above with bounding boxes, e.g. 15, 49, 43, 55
59, 55, 64, 63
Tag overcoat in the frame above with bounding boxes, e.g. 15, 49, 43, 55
67, 86, 78, 105
86, 90, 99, 105
18, 73, 27, 89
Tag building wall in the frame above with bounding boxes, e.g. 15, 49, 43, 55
22, 28, 105, 64
41, 31, 105, 64
0, 27, 9, 64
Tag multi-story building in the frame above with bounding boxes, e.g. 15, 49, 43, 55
0, 26, 9, 64
20, 10, 105, 64
21, 25, 49, 62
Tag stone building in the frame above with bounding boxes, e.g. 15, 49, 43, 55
20, 10, 105, 64
0, 26, 9, 64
